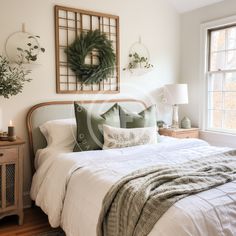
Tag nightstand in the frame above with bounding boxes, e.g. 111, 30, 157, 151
0, 138, 25, 225
159, 128, 199, 139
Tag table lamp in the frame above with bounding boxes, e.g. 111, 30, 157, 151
164, 84, 188, 129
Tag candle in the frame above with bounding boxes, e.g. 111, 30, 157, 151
8, 120, 16, 141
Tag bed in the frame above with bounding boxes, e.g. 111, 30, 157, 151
27, 99, 236, 236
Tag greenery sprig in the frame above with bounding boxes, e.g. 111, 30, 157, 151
123, 52, 153, 71
17, 35, 45, 64
65, 30, 116, 84
0, 55, 31, 99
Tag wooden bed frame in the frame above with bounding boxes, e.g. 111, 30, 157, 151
26, 99, 147, 172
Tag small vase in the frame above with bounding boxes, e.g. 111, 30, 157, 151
181, 117, 191, 129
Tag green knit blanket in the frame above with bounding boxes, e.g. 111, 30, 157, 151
97, 150, 236, 236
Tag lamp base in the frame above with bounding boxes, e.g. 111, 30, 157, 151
171, 104, 179, 129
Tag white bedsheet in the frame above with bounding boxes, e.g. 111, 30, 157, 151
31, 137, 236, 236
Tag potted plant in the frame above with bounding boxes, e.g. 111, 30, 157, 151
0, 55, 31, 98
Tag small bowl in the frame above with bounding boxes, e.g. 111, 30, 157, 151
8, 136, 17, 142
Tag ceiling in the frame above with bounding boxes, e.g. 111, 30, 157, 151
167, 0, 224, 13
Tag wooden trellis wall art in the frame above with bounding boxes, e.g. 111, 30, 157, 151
55, 5, 120, 94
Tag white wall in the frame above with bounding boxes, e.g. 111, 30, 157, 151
0, 0, 180, 204
180, 0, 236, 148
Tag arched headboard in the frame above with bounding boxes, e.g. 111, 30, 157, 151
26, 99, 147, 172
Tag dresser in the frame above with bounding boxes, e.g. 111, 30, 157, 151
159, 128, 199, 139
0, 138, 25, 225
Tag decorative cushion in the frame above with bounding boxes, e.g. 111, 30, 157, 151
103, 125, 157, 149
120, 104, 157, 128
73, 102, 120, 152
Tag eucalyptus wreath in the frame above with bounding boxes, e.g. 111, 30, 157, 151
0, 55, 31, 99
65, 29, 116, 84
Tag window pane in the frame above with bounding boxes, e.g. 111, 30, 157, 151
226, 50, 236, 69
224, 92, 236, 109
211, 30, 226, 52
208, 92, 223, 109
227, 27, 236, 50
224, 111, 236, 130
208, 26, 236, 134
208, 110, 223, 129
208, 74, 223, 91
210, 52, 225, 71
224, 72, 236, 91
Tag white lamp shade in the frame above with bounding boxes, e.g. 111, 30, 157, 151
164, 84, 188, 105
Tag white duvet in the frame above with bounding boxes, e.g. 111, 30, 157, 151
31, 137, 236, 236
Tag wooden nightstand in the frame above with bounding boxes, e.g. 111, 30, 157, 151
0, 138, 25, 225
159, 128, 199, 139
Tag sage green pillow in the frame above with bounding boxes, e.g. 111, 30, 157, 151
120, 105, 157, 128
73, 102, 120, 152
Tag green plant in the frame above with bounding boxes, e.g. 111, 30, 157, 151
65, 29, 116, 84
17, 35, 45, 64
123, 52, 153, 71
0, 55, 31, 98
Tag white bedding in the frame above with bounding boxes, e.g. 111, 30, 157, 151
31, 137, 236, 236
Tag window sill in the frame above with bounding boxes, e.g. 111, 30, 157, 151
200, 130, 236, 148
206, 128, 236, 135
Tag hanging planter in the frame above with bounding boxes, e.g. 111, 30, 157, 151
5, 29, 45, 65
123, 38, 154, 76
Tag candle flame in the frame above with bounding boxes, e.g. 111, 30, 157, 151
9, 120, 13, 126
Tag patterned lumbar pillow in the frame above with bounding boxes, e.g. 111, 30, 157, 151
74, 102, 120, 152
120, 104, 157, 128
103, 124, 157, 149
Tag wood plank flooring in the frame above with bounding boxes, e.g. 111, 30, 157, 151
0, 207, 65, 236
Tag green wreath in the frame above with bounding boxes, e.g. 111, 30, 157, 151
65, 30, 116, 84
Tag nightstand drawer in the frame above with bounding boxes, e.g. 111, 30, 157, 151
175, 131, 199, 139
0, 148, 18, 163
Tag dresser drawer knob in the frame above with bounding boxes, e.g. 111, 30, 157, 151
0, 153, 3, 157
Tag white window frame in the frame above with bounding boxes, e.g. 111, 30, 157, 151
200, 15, 236, 135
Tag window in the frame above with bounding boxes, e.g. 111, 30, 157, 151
207, 25, 236, 134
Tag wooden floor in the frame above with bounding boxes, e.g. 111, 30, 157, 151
0, 207, 65, 236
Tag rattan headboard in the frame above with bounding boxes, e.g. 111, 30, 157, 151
26, 99, 147, 172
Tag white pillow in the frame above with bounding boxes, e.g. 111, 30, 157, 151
40, 119, 76, 149
103, 125, 157, 150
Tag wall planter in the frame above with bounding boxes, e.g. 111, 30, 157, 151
5, 24, 45, 65
123, 38, 153, 76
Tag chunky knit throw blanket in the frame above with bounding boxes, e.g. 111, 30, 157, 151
97, 150, 236, 236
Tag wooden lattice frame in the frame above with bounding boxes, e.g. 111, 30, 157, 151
55, 5, 120, 94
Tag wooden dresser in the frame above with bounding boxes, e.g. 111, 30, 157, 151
0, 138, 25, 225
159, 128, 199, 139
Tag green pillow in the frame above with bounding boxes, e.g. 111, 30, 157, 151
120, 105, 157, 128
74, 102, 120, 152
